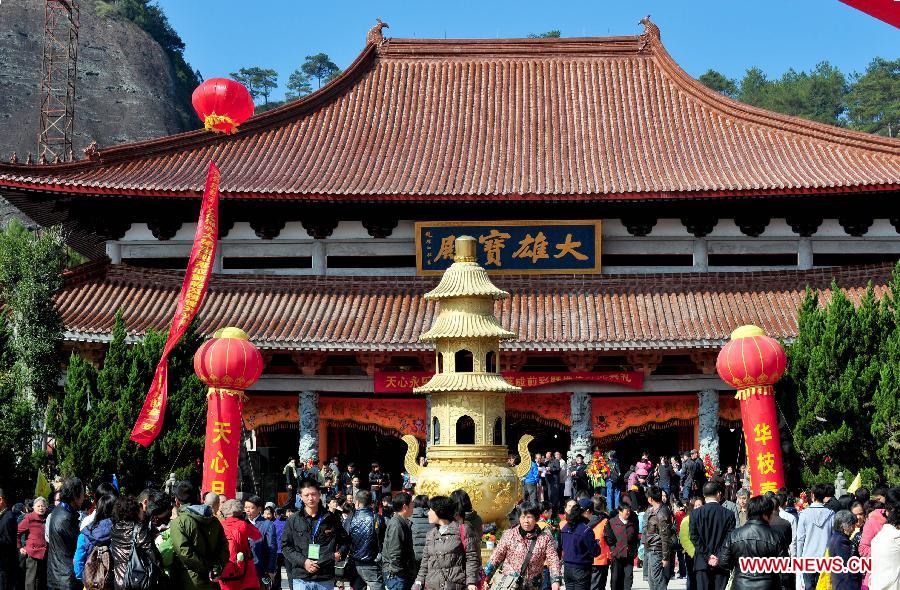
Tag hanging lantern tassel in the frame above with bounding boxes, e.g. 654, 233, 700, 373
716, 325, 787, 496
203, 112, 239, 135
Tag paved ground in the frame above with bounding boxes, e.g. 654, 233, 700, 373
277, 568, 690, 590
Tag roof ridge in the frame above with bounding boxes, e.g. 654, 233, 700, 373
647, 38, 900, 156
99, 262, 894, 293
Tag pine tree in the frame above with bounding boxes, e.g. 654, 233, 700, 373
790, 282, 885, 483
873, 263, 900, 481
53, 353, 99, 480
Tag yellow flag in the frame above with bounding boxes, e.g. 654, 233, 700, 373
35, 470, 52, 500
847, 472, 862, 494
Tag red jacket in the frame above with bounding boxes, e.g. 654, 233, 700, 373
218, 516, 262, 590
17, 512, 48, 560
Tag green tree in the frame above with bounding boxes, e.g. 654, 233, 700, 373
231, 67, 279, 104
527, 30, 561, 38
286, 69, 314, 99
847, 58, 899, 137
301, 53, 341, 89
737, 67, 772, 108
0, 220, 66, 405
698, 69, 738, 98
51, 310, 208, 491
872, 263, 900, 481
53, 353, 99, 480
0, 314, 38, 500
787, 282, 887, 484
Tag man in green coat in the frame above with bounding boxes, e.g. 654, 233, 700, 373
169, 482, 229, 590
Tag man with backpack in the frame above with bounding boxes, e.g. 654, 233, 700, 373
169, 482, 229, 590
346, 490, 386, 590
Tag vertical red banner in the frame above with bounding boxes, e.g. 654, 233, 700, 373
130, 161, 220, 446
740, 393, 785, 496
202, 390, 244, 497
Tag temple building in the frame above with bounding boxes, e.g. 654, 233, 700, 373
2, 19, 899, 497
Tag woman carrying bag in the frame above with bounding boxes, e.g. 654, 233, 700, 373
484, 502, 561, 590
110, 495, 166, 590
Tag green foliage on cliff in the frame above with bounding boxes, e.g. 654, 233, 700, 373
93, 0, 200, 122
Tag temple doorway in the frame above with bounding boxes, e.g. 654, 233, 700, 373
603, 422, 694, 471
327, 425, 409, 493
506, 417, 570, 459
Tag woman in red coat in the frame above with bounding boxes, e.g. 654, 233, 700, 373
16, 497, 49, 590
217, 499, 262, 590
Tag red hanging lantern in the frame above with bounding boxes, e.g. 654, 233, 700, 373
716, 325, 787, 496
191, 78, 255, 134
194, 327, 263, 497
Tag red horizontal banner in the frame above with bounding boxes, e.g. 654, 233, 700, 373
374, 371, 644, 393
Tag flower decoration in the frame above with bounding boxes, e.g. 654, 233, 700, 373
703, 454, 717, 480
586, 450, 611, 488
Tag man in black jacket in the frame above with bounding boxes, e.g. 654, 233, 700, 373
718, 495, 787, 590
346, 490, 386, 590
689, 481, 736, 590
47, 478, 85, 590
383, 493, 416, 590
283, 478, 351, 590
764, 493, 794, 590
0, 488, 19, 589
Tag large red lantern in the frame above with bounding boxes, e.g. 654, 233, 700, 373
191, 78, 255, 134
716, 325, 787, 495
194, 327, 263, 497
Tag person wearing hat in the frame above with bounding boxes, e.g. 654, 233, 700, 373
560, 498, 601, 590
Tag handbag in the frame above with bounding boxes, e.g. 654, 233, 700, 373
83, 545, 112, 590
124, 525, 158, 590
489, 533, 539, 590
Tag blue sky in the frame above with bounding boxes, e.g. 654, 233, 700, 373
156, 0, 898, 102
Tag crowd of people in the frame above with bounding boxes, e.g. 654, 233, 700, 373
0, 450, 898, 590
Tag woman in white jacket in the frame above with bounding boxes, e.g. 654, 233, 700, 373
870, 488, 900, 590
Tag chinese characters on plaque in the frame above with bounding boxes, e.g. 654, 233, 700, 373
416, 220, 601, 275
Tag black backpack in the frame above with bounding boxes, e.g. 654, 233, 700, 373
124, 525, 158, 590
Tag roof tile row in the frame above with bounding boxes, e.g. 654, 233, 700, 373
56, 261, 893, 351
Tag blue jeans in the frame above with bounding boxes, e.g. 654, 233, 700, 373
385, 574, 412, 590
293, 581, 336, 590
606, 480, 620, 511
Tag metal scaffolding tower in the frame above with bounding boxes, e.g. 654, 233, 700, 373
39, 0, 79, 162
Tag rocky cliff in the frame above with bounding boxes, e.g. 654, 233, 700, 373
0, 0, 196, 160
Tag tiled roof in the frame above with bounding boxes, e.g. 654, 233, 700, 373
2, 25, 898, 201
56, 261, 893, 351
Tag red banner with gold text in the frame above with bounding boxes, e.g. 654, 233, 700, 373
202, 390, 243, 497
740, 393, 785, 495
130, 161, 220, 446
374, 371, 644, 394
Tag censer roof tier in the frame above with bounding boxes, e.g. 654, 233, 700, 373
413, 371, 522, 394
420, 310, 516, 341
423, 236, 510, 301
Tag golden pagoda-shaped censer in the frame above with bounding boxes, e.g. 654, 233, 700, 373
403, 236, 533, 526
